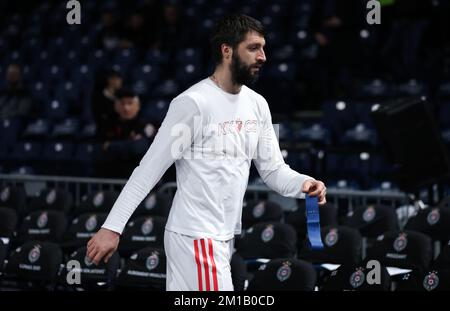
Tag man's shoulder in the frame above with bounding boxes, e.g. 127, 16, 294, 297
172, 79, 212, 111
243, 85, 267, 104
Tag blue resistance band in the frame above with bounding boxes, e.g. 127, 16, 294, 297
306, 194, 324, 250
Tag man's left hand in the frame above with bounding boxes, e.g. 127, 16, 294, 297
302, 179, 327, 206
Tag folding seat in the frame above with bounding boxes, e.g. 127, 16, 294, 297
405, 206, 450, 242
265, 62, 297, 81
341, 123, 376, 146
145, 49, 170, 66
88, 49, 107, 70
246, 258, 317, 291
51, 118, 80, 139
11, 141, 43, 163
395, 268, 450, 291
438, 101, 450, 133
133, 191, 172, 218
152, 80, 180, 98
22, 119, 51, 140
297, 123, 331, 145
41, 65, 66, 85
62, 213, 108, 252
30, 80, 49, 103
118, 216, 166, 257
74, 143, 99, 176
242, 200, 283, 230
141, 99, 170, 123
282, 150, 314, 176
438, 82, 450, 99
132, 79, 150, 98
236, 222, 297, 265
9, 166, 36, 176
299, 226, 362, 266
322, 262, 391, 291
355, 79, 395, 100
78, 122, 97, 141
396, 241, 450, 291
28, 187, 73, 214
0, 239, 7, 272
1, 241, 63, 290
54, 81, 80, 104
112, 48, 137, 70
176, 48, 202, 66
396, 79, 427, 97
321, 100, 358, 144
115, 247, 166, 290
367, 230, 432, 275
343, 204, 399, 239
43, 99, 69, 121
0, 206, 18, 240
434, 241, 450, 270
76, 190, 119, 215
70, 64, 94, 86
60, 50, 81, 72
58, 246, 120, 290
15, 210, 68, 245
230, 252, 248, 291
131, 64, 160, 87
0, 118, 23, 150
41, 142, 76, 174
175, 63, 203, 87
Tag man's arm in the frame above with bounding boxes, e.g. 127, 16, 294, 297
253, 100, 326, 203
86, 95, 201, 265
101, 95, 201, 234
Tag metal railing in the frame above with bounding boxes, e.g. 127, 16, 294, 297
1, 174, 411, 210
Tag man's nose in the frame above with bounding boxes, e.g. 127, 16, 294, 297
257, 50, 266, 63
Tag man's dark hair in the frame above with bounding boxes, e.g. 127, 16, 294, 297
115, 88, 137, 100
210, 14, 265, 65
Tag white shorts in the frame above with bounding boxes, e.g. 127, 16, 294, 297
164, 229, 234, 291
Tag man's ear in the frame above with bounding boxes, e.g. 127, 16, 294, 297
221, 44, 232, 61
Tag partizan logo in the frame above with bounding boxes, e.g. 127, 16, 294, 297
423, 271, 440, 291
46, 189, 56, 205
1, 186, 10, 202
37, 212, 48, 228
393, 233, 408, 252
144, 194, 157, 210
146, 253, 160, 271
349, 268, 366, 289
28, 245, 41, 263
141, 218, 154, 235
93, 192, 104, 207
325, 229, 339, 247
276, 261, 292, 282
252, 202, 265, 218
261, 225, 275, 242
363, 206, 376, 222
85, 215, 97, 232
427, 209, 440, 226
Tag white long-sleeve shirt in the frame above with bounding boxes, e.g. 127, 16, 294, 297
102, 78, 314, 240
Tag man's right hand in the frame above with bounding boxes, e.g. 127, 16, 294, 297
86, 228, 120, 265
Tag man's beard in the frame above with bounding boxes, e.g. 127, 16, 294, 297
230, 53, 261, 86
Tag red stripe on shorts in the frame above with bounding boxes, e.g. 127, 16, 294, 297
200, 239, 211, 291
194, 239, 203, 291
208, 238, 219, 291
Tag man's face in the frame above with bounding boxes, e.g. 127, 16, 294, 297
6, 64, 21, 85
114, 96, 140, 120
230, 31, 266, 86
